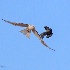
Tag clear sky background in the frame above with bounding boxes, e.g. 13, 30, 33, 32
0, 0, 70, 70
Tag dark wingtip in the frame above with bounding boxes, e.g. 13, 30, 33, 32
52, 49, 55, 51
54, 50, 55, 51
2, 19, 3, 20
47, 46, 55, 51
49, 48, 51, 49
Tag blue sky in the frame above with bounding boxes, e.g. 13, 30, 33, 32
0, 0, 70, 70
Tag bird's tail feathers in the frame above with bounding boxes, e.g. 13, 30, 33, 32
20, 29, 31, 39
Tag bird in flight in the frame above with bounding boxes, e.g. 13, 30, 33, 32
2, 19, 55, 51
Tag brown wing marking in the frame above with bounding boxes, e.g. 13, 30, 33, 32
2, 19, 29, 27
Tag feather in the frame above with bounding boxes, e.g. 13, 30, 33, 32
2, 19, 28, 27
20, 28, 31, 39
32, 29, 55, 51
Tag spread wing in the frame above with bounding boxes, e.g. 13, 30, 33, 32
32, 29, 55, 51
2, 19, 29, 27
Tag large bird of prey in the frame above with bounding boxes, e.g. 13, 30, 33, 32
2, 19, 55, 51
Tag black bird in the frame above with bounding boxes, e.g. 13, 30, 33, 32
40, 26, 53, 39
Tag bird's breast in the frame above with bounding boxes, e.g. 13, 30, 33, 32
28, 25, 35, 30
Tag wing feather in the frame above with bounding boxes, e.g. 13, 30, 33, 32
32, 29, 55, 51
2, 19, 29, 27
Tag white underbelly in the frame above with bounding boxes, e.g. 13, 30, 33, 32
28, 25, 35, 30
